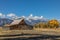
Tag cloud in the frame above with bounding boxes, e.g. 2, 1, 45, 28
0, 13, 3, 16
0, 13, 5, 18
29, 14, 33, 17
25, 14, 43, 20
28, 14, 33, 18
7, 13, 19, 20
40, 16, 43, 19
7, 13, 17, 17
0, 13, 47, 21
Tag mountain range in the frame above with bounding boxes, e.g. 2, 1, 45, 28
0, 14, 48, 26
20, 14, 48, 26
0, 18, 13, 26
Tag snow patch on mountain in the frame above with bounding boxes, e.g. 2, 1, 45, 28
23, 14, 48, 26
0, 13, 48, 26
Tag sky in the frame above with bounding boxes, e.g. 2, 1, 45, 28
0, 0, 60, 19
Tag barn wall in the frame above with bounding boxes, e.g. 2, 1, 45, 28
5, 19, 33, 30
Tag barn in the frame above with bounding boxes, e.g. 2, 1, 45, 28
4, 18, 32, 30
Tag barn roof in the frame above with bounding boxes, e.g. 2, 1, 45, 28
10, 18, 24, 25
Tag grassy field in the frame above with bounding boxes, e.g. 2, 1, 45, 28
0, 28, 60, 35
0, 28, 60, 40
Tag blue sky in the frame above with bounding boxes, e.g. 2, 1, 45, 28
0, 0, 60, 19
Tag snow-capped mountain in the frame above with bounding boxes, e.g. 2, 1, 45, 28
0, 14, 48, 26
0, 18, 13, 26
23, 14, 48, 26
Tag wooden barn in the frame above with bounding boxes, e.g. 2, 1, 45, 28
4, 18, 32, 30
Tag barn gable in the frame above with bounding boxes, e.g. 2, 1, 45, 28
10, 18, 24, 25
4, 18, 32, 30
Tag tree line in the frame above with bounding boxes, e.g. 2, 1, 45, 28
34, 19, 59, 28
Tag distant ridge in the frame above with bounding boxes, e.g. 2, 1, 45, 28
0, 14, 48, 26
0, 18, 13, 26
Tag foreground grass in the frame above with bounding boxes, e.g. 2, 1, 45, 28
0, 28, 60, 35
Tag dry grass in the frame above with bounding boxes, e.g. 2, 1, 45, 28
34, 28, 60, 32
0, 28, 60, 35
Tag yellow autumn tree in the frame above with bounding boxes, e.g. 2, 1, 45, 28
48, 19, 59, 28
